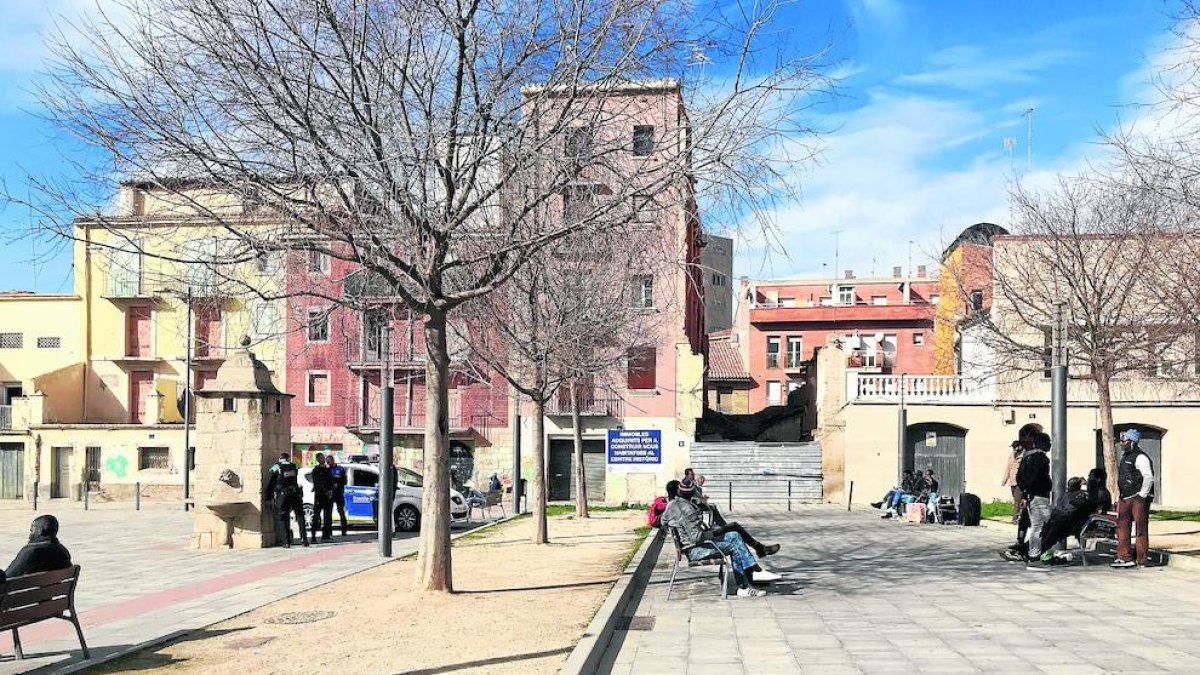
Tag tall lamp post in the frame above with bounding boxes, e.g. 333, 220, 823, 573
158, 286, 194, 511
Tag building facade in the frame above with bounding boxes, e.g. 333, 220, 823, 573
702, 235, 734, 333
733, 270, 940, 413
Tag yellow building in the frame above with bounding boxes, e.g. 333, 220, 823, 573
1, 182, 289, 502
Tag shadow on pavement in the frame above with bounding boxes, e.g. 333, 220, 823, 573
392, 646, 574, 675
18, 627, 252, 674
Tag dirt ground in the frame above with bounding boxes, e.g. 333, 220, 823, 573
94, 511, 645, 675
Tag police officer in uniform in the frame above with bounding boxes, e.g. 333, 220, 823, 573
266, 452, 309, 548
310, 452, 334, 543
327, 454, 348, 537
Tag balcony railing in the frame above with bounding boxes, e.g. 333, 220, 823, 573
847, 351, 895, 369
545, 391, 624, 417
106, 267, 145, 297
350, 396, 464, 430
849, 373, 993, 404
0, 405, 11, 431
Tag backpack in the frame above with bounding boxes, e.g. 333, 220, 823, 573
648, 496, 668, 527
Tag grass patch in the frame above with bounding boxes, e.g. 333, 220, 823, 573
545, 503, 649, 517
619, 526, 654, 570
981, 500, 1014, 520
1151, 510, 1200, 522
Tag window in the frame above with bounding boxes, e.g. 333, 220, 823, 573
632, 276, 654, 308
818, 296, 833, 306
970, 289, 984, 311
881, 333, 898, 367
913, 332, 925, 346
786, 337, 803, 368
85, 446, 102, 486
626, 347, 657, 390
138, 447, 171, 471
565, 126, 593, 159
871, 295, 888, 306
364, 308, 390, 361
931, 293, 941, 305
633, 194, 655, 222
0, 333, 22, 349
273, 399, 283, 414
562, 185, 595, 224
308, 249, 331, 274
779, 297, 796, 308
837, 286, 854, 305
633, 125, 656, 156
766, 336, 781, 368
350, 468, 379, 488
711, 273, 726, 287
307, 308, 329, 342
255, 250, 277, 274
766, 380, 783, 405
222, 397, 237, 412
307, 372, 331, 405
249, 300, 280, 342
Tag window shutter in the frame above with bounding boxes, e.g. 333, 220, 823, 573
626, 347, 657, 390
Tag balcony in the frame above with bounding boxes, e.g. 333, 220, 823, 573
0, 405, 11, 431
104, 268, 151, 300
545, 391, 624, 417
847, 351, 895, 370
848, 373, 993, 404
348, 396, 465, 432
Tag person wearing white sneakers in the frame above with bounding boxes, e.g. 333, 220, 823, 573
660, 479, 782, 596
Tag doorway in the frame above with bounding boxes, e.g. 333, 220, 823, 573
130, 371, 155, 423
51, 447, 72, 499
905, 423, 967, 498
548, 439, 607, 502
0, 443, 23, 499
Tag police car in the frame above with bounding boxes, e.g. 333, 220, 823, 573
299, 462, 469, 532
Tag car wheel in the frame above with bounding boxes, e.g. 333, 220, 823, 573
394, 505, 420, 532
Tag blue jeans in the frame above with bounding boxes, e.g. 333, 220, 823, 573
688, 531, 757, 575
890, 492, 916, 509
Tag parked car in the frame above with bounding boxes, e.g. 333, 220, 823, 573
299, 463, 469, 532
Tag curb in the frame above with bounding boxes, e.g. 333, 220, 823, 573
558, 527, 664, 675
44, 515, 518, 675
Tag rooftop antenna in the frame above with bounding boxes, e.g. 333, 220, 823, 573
1003, 137, 1017, 175
832, 229, 844, 281
1025, 107, 1034, 173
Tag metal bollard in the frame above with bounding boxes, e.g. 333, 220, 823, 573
788, 480, 792, 512
136, 482, 141, 511
33, 481, 39, 511
728, 483, 732, 513
847, 480, 855, 512
84, 486, 89, 511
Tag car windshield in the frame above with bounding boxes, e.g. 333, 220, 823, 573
397, 468, 423, 487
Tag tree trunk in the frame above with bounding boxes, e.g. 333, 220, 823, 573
1095, 368, 1119, 499
415, 309, 453, 592
532, 397, 549, 544
571, 379, 590, 519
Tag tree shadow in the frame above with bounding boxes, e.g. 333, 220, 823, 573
453, 579, 614, 595
392, 646, 574, 675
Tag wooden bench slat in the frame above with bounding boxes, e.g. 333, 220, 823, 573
2, 581, 73, 610
0, 597, 70, 629
2, 566, 79, 592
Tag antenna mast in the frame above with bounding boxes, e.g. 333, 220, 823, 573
1025, 107, 1034, 173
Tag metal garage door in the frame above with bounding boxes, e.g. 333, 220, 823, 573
0, 443, 24, 499
906, 423, 966, 498
1096, 425, 1162, 504
548, 439, 606, 502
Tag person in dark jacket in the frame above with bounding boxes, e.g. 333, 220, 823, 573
1017, 432, 1053, 570
326, 454, 348, 537
266, 452, 308, 548
1035, 477, 1092, 563
1112, 428, 1155, 568
1087, 467, 1112, 514
310, 452, 334, 542
6, 515, 72, 578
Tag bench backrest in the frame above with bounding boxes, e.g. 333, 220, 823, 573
486, 491, 503, 507
0, 565, 81, 631
669, 527, 686, 559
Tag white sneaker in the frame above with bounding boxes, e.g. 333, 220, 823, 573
737, 587, 766, 597
751, 569, 782, 582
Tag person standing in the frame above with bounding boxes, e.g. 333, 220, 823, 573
267, 453, 308, 548
326, 454, 348, 537
310, 452, 334, 543
1017, 432, 1053, 571
1112, 429, 1155, 569
1001, 440, 1025, 523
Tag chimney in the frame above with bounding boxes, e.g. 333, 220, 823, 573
892, 266, 902, 278
844, 269, 854, 279
916, 264, 927, 278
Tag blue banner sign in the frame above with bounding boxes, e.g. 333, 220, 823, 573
606, 429, 662, 465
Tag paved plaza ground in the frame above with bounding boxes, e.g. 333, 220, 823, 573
0, 502, 476, 674
602, 506, 1200, 674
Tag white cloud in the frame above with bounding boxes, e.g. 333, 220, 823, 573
895, 45, 1080, 91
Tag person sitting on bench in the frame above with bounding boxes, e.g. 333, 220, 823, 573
874, 470, 921, 518
6, 515, 72, 578
684, 468, 728, 526
661, 479, 781, 595
1032, 477, 1095, 564
1087, 467, 1112, 514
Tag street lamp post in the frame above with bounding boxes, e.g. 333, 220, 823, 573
158, 286, 194, 512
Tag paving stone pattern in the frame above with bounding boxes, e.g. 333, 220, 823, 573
601, 506, 1200, 674
0, 505, 442, 674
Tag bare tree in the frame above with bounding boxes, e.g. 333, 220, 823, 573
955, 172, 1192, 492
12, 0, 825, 591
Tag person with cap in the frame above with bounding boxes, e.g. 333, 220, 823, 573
1112, 428, 1155, 569
1017, 431, 1053, 571
660, 479, 781, 596
266, 452, 309, 548
5, 515, 72, 578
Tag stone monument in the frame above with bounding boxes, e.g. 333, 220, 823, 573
190, 337, 293, 549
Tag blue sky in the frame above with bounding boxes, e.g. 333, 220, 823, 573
0, 0, 1183, 291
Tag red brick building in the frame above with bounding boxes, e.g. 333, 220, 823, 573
284, 249, 509, 472
733, 269, 940, 412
